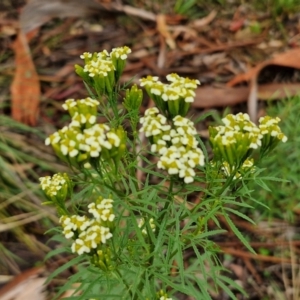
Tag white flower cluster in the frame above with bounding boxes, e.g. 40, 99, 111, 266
88, 198, 115, 222
138, 217, 156, 235
46, 98, 123, 165
46, 126, 81, 158
45, 97, 127, 169
160, 297, 172, 300
79, 124, 121, 158
209, 113, 264, 168
60, 197, 115, 255
62, 97, 99, 128
140, 73, 200, 103
140, 107, 171, 138
80, 46, 131, 78
110, 46, 132, 60
259, 115, 287, 142
214, 113, 263, 149
39, 173, 69, 198
140, 108, 205, 184
80, 50, 114, 78
209, 113, 287, 169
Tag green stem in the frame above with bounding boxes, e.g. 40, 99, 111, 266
132, 270, 146, 300
114, 269, 135, 299
94, 164, 125, 197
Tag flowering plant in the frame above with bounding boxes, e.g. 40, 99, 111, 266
41, 47, 287, 299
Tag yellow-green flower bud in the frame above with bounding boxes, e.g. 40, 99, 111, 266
123, 84, 143, 112
156, 290, 172, 300
75, 64, 92, 86
110, 126, 127, 166
91, 247, 114, 271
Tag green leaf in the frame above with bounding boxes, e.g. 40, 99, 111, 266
44, 245, 70, 261
224, 207, 256, 225
223, 212, 255, 254
45, 255, 86, 285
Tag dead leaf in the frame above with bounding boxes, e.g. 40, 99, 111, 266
229, 19, 245, 32
59, 283, 81, 298
268, 39, 284, 48
191, 10, 217, 28
156, 14, 176, 50
0, 267, 46, 300
0, 18, 19, 36
226, 47, 300, 120
122, 5, 156, 21
157, 34, 167, 69
193, 83, 300, 108
176, 38, 263, 56
227, 263, 245, 279
227, 47, 300, 87
12, 0, 156, 127
19, 0, 156, 35
10, 31, 41, 126
19, 0, 121, 34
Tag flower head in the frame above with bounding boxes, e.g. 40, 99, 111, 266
88, 197, 115, 223
209, 113, 263, 168
139, 73, 200, 118
76, 47, 131, 95
46, 100, 127, 169
39, 173, 71, 209
259, 115, 287, 156
209, 113, 287, 170
59, 196, 115, 255
138, 217, 156, 235
141, 109, 205, 184
157, 290, 172, 300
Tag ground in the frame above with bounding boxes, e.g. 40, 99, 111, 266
0, 0, 300, 299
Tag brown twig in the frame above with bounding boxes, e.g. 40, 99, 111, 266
221, 247, 292, 264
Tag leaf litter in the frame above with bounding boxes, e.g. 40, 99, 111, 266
0, 0, 300, 299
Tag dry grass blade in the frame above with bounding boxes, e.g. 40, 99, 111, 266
0, 115, 61, 272
0, 212, 47, 232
